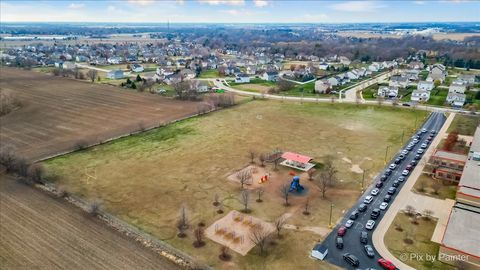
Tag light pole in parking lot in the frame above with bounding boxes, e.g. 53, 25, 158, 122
361, 169, 366, 192
384, 145, 391, 165
328, 203, 334, 229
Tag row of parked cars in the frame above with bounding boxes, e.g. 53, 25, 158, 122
336, 128, 437, 269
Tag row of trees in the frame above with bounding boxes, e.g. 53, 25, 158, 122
0, 146, 44, 185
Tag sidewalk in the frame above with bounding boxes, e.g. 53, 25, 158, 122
372, 112, 456, 270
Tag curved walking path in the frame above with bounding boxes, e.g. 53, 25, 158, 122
372, 112, 456, 270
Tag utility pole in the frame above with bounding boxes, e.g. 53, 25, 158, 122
361, 170, 366, 192
384, 145, 390, 165
401, 129, 405, 144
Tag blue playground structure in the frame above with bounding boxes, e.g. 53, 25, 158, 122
289, 175, 305, 192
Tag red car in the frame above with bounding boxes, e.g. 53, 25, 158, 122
337, 226, 347, 236
405, 164, 413, 171
378, 258, 396, 270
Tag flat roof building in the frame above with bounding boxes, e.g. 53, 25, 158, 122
456, 127, 480, 207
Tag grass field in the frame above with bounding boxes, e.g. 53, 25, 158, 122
412, 174, 457, 200
447, 114, 480, 136
385, 212, 454, 270
427, 88, 448, 106
198, 69, 222, 78
43, 100, 426, 269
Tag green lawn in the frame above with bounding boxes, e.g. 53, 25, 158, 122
385, 213, 454, 270
412, 174, 457, 200
447, 114, 480, 136
427, 88, 448, 106
198, 69, 222, 79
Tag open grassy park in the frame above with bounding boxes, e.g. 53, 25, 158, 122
43, 100, 426, 269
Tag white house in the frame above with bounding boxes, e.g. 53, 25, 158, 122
346, 71, 359, 80
457, 74, 476, 85
235, 73, 250, 83
106, 69, 124, 79
449, 82, 467, 94
157, 67, 175, 76
54, 61, 75, 70
131, 64, 144, 73
311, 244, 328, 260
446, 92, 466, 107
411, 90, 431, 102
427, 64, 447, 83
327, 77, 340, 86
389, 75, 409, 88
195, 81, 210, 93
262, 71, 279, 82
179, 69, 196, 80
377, 86, 399, 98
417, 81, 434, 91
368, 62, 381, 72
107, 57, 122, 65
314, 80, 331, 94
318, 63, 329, 70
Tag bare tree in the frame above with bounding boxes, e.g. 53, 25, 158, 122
87, 199, 102, 216
236, 169, 251, 189
177, 206, 189, 238
219, 245, 231, 261
274, 215, 287, 238
376, 95, 384, 106
417, 180, 427, 192
422, 209, 434, 221
248, 150, 256, 164
249, 224, 270, 255
216, 202, 224, 214
258, 153, 266, 167
307, 168, 316, 181
280, 184, 290, 206
0, 146, 18, 172
28, 164, 44, 184
315, 159, 338, 198
431, 182, 441, 195
240, 189, 250, 213
213, 193, 220, 206
303, 197, 311, 215
87, 69, 98, 83
405, 205, 416, 216
256, 188, 264, 203
193, 227, 206, 247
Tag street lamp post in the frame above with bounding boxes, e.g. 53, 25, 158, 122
361, 170, 366, 192
328, 203, 334, 229
384, 145, 391, 165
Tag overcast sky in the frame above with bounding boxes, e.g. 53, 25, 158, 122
1, 0, 479, 23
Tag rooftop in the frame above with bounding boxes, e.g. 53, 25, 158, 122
432, 150, 468, 163
442, 203, 480, 257
458, 127, 480, 196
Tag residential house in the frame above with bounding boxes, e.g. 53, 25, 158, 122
235, 73, 250, 83
245, 65, 257, 75
446, 92, 466, 107
318, 63, 329, 70
402, 69, 420, 82
106, 70, 124, 80
107, 57, 122, 65
411, 89, 431, 102
427, 64, 447, 83
346, 70, 359, 80
75, 55, 89, 62
368, 62, 381, 72
327, 77, 340, 86
389, 75, 409, 88
179, 69, 196, 80
408, 61, 425, 70
457, 74, 476, 85
377, 86, 399, 98
156, 67, 175, 76
54, 61, 75, 70
314, 80, 331, 94
449, 82, 467, 94
261, 71, 279, 82
339, 56, 351, 65
417, 81, 434, 91
427, 150, 467, 182
194, 81, 209, 93
131, 64, 144, 73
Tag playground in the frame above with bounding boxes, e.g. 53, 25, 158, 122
43, 100, 426, 269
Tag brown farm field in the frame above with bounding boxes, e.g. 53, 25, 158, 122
0, 67, 200, 161
0, 175, 179, 270
44, 100, 427, 269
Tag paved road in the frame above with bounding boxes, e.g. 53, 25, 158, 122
74, 63, 110, 72
320, 112, 446, 270
341, 70, 396, 103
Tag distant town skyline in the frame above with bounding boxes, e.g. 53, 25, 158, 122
1, 0, 479, 23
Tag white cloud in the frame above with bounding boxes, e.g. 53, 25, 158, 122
253, 0, 268, 7
68, 3, 85, 9
127, 0, 155, 6
198, 0, 245, 6
330, 1, 386, 12
303, 13, 329, 22
413, 1, 425, 4
107, 5, 117, 12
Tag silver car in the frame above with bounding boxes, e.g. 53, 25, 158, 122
366, 220, 375, 230
371, 188, 380, 196
379, 202, 389, 210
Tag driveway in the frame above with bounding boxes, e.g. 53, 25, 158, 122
372, 112, 456, 270
341, 70, 396, 103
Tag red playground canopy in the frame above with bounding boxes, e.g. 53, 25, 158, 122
281, 152, 312, 164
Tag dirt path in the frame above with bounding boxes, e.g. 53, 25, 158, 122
0, 176, 179, 270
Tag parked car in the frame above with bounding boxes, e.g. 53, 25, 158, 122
399, 154, 405, 160
364, 196, 374, 204
421, 143, 428, 149
358, 203, 367, 212
401, 150, 409, 155
371, 188, 380, 196
414, 154, 421, 160
406, 145, 413, 151
431, 130, 436, 134
364, 245, 375, 258
394, 158, 401, 164
371, 208, 381, 219
424, 140, 430, 145
379, 202, 389, 210
343, 253, 360, 267
337, 226, 347, 236
392, 180, 400, 187
336, 237, 344, 249
412, 138, 419, 144
376, 181, 384, 188
388, 187, 397, 195
384, 194, 392, 202
366, 220, 375, 230
410, 160, 417, 167
385, 169, 392, 176
421, 128, 427, 133
380, 175, 388, 182
397, 176, 405, 182
402, 170, 409, 176
350, 210, 359, 220
417, 149, 424, 154
360, 231, 368, 244
389, 163, 397, 170
378, 258, 396, 270
406, 165, 413, 171
345, 219, 354, 228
